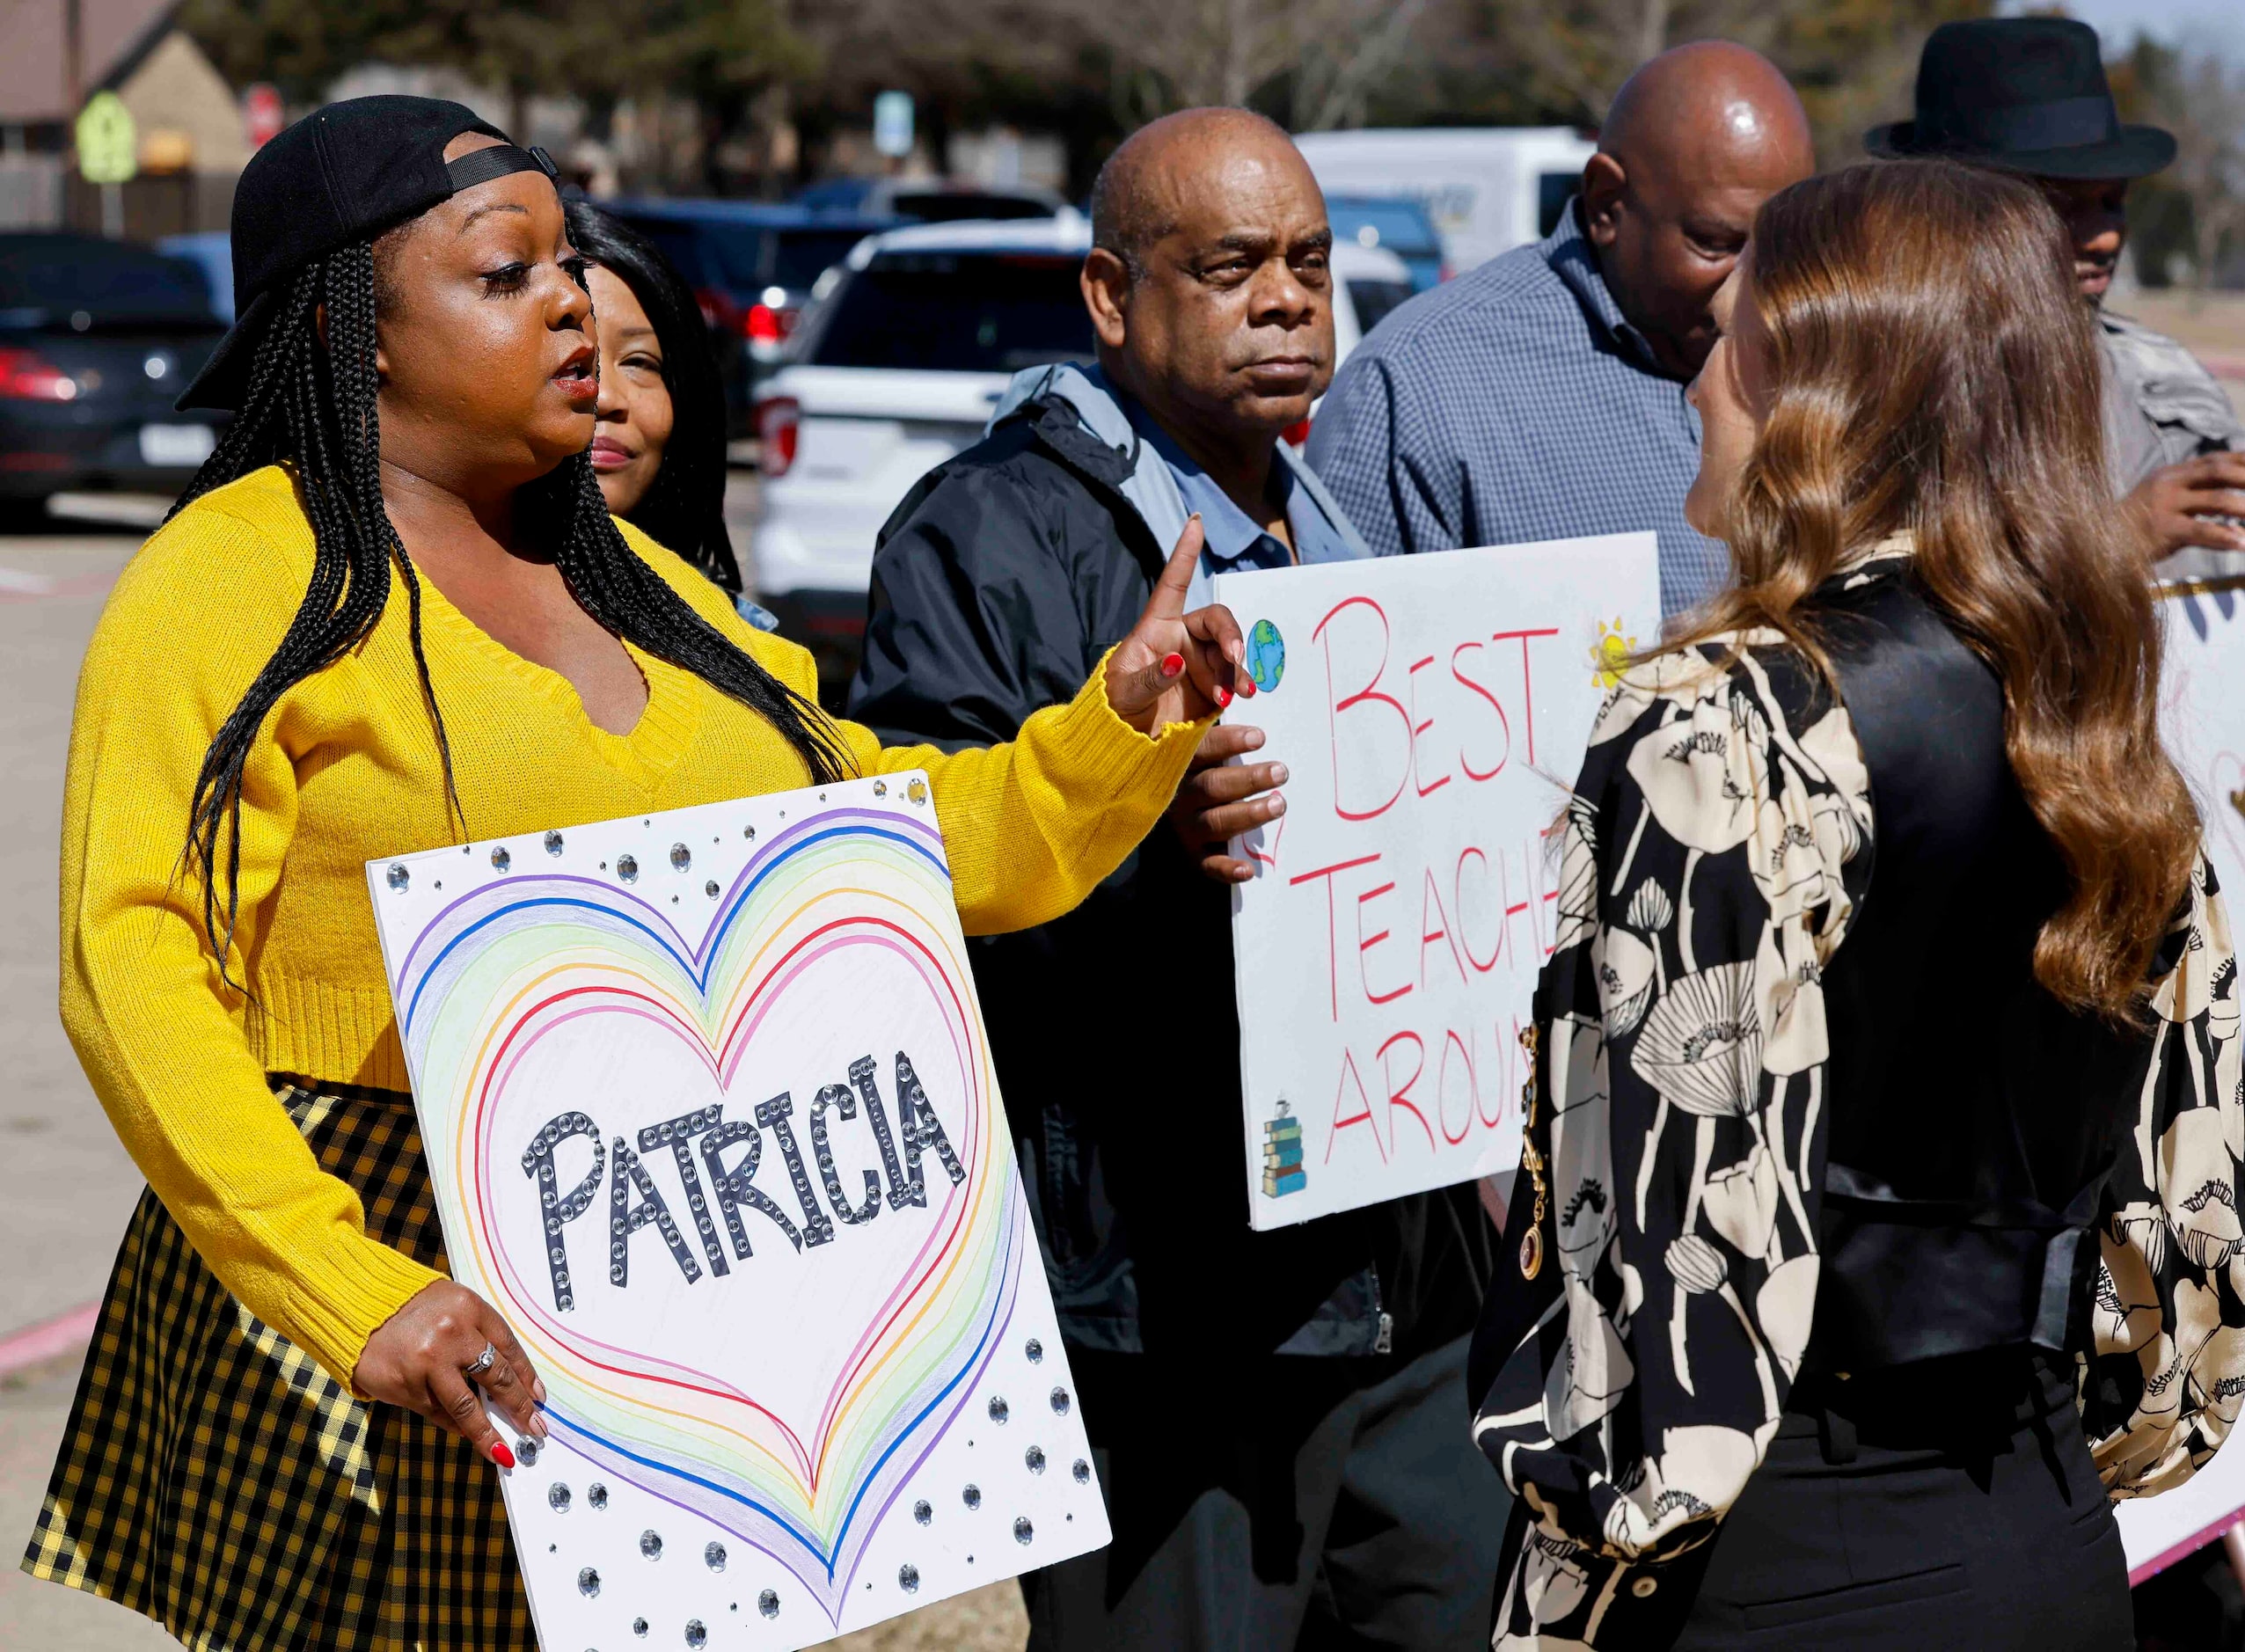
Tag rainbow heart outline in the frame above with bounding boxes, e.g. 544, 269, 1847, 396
387, 800, 1020, 1618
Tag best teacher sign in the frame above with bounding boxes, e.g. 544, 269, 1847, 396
1215, 534, 1661, 1229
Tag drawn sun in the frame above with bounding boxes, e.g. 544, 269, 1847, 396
1593, 618, 1634, 689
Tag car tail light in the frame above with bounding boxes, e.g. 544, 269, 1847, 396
695, 287, 740, 334
745, 303, 784, 345
756, 396, 800, 477
0, 346, 77, 401
1282, 417, 1311, 449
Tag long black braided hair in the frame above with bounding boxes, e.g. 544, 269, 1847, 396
172, 235, 851, 971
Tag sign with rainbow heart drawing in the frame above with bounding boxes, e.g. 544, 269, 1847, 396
366, 773, 1108, 1650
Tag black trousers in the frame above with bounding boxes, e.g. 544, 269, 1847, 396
1670, 1349, 2134, 1649
1020, 1334, 1510, 1650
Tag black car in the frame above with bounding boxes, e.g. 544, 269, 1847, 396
0, 233, 228, 516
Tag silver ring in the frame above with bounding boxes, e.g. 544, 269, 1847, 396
464, 1341, 498, 1379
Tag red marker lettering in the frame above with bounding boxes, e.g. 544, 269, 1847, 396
1378, 1031, 1433, 1153
1407, 654, 1450, 798
1455, 847, 1500, 974
1450, 640, 1510, 782
1489, 627, 1561, 764
1313, 596, 1412, 821
1420, 866, 1466, 990
1438, 1028, 1478, 1144
1357, 880, 1411, 1006
1292, 853, 1384, 1021
1327, 1048, 1386, 1164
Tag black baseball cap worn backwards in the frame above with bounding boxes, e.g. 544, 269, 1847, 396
178, 95, 559, 412
1865, 18, 2176, 182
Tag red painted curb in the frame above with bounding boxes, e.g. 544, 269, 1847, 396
0, 1301, 100, 1378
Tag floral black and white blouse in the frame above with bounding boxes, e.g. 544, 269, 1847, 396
1473, 566, 2245, 1649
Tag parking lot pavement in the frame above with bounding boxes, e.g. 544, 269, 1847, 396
0, 490, 1021, 1652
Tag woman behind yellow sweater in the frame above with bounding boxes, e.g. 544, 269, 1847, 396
26, 99, 1245, 1652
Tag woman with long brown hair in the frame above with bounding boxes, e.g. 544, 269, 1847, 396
1471, 158, 2245, 1648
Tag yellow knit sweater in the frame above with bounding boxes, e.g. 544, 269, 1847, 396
61, 464, 1203, 1392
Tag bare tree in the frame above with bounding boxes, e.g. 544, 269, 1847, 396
2167, 46, 2245, 293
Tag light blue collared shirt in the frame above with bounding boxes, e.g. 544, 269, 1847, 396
1107, 375, 1361, 574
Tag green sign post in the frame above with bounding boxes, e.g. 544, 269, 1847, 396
76, 92, 136, 185
75, 92, 135, 239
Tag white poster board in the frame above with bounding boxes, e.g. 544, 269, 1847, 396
1215, 534, 1662, 1229
366, 774, 1108, 1648
2121, 574, 2245, 1581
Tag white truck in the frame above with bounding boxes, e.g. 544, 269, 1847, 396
1291, 127, 1598, 276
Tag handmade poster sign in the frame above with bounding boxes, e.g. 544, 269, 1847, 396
2119, 573, 2245, 1582
1215, 534, 1662, 1229
366, 774, 1108, 1649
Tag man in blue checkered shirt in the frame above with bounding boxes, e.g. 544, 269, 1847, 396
1309, 43, 1814, 618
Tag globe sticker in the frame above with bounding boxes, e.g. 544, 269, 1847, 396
1246, 618, 1285, 694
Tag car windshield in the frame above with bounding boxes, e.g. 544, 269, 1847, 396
1328, 200, 1440, 257
1346, 276, 1415, 334
0, 234, 215, 323
770, 230, 871, 292
800, 251, 1092, 373
887, 193, 1052, 223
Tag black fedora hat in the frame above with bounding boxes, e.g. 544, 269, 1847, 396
1865, 18, 2176, 180
177, 96, 557, 412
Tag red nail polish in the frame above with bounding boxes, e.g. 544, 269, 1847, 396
492, 1441, 516, 1469
1160, 652, 1185, 678
1215, 685, 1233, 709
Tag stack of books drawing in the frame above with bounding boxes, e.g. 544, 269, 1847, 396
1261, 1102, 1305, 1199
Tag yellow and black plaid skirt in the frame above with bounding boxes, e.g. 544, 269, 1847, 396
23, 1079, 535, 1651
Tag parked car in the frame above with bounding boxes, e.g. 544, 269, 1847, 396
157, 230, 237, 321
795, 177, 1066, 223
1325, 195, 1446, 291
593, 199, 899, 428
0, 232, 228, 517
752, 220, 1408, 700
1293, 127, 1596, 274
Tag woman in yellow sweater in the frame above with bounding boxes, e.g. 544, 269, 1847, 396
26, 98, 1244, 1650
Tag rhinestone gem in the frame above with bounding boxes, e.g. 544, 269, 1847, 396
907, 778, 929, 805
962, 1483, 982, 1510
913, 1500, 932, 1525
490, 845, 511, 873
1026, 1445, 1046, 1473
898, 1564, 920, 1594
547, 1483, 571, 1512
545, 830, 565, 855
385, 863, 409, 891
633, 1620, 648, 1637
685, 1622, 706, 1648
515, 1437, 540, 1466
704, 1541, 726, 1572
988, 1395, 1009, 1425
1014, 1517, 1035, 1545
588, 1482, 607, 1509
670, 843, 691, 871
577, 1567, 600, 1597
1072, 1458, 1092, 1484
705, 880, 719, 898
742, 824, 757, 841
874, 779, 887, 796
1050, 1385, 1071, 1415
617, 853, 639, 883
758, 1589, 779, 1619
1025, 1337, 1043, 1364
640, 1529, 662, 1560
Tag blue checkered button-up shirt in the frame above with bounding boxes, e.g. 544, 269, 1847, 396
1307, 200, 1729, 617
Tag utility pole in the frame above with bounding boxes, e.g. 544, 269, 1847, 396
63, 0, 83, 113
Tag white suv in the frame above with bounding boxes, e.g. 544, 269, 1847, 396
749, 218, 1093, 690
749, 217, 1411, 698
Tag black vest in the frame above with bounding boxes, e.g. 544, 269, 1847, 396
1807, 569, 2140, 1371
